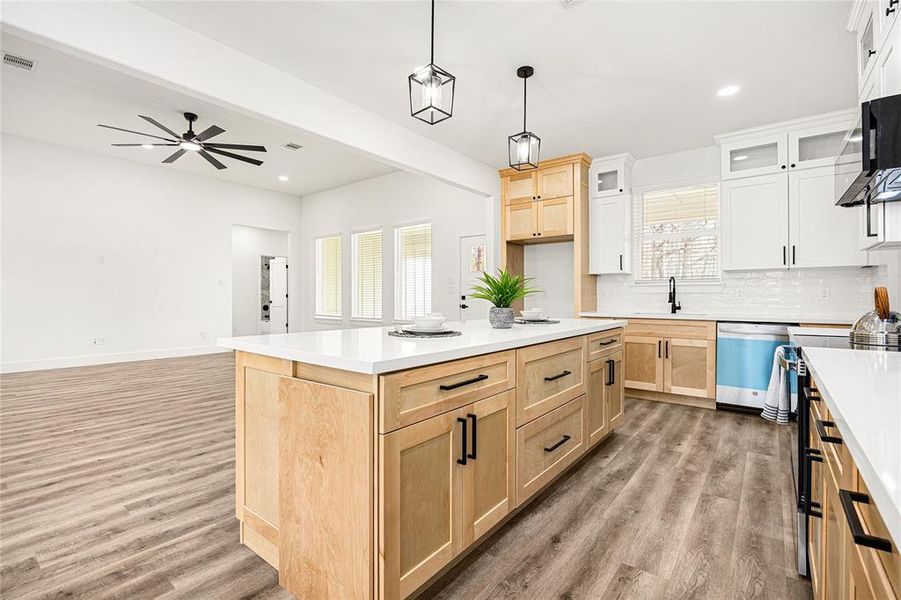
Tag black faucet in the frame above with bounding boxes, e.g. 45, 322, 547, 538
668, 276, 682, 314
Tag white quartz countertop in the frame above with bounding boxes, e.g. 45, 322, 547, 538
580, 311, 858, 325
802, 347, 901, 544
218, 318, 626, 375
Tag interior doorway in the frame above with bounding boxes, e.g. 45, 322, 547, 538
231, 225, 290, 335
459, 234, 489, 321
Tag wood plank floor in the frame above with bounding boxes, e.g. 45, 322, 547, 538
0, 353, 811, 599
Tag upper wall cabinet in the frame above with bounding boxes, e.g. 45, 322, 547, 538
504, 171, 538, 204
789, 124, 852, 171
589, 153, 634, 199
537, 164, 574, 201
856, 1, 881, 95
589, 194, 631, 275
719, 133, 789, 180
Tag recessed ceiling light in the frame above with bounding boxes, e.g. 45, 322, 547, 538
732, 155, 749, 161
278, 175, 289, 182
717, 85, 741, 97
141, 144, 154, 149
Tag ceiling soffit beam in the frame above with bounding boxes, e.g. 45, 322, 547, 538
0, 2, 498, 197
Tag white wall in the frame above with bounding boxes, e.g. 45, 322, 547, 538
231, 225, 289, 336
299, 171, 488, 330
524, 243, 574, 318
0, 134, 302, 372
596, 145, 882, 321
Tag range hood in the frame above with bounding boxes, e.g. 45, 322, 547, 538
835, 94, 901, 208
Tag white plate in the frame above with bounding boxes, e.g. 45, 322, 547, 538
403, 324, 452, 334
519, 316, 549, 322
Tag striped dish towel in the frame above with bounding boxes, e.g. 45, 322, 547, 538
762, 346, 790, 425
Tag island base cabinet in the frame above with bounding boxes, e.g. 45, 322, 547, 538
379, 390, 514, 600
587, 350, 623, 447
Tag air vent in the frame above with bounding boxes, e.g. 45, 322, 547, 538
2, 51, 35, 71
283, 143, 303, 151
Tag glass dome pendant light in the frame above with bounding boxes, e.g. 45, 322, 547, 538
408, 0, 455, 125
508, 66, 541, 170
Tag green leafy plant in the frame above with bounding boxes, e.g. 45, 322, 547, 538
469, 269, 540, 308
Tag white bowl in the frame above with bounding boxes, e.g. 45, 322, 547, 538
413, 313, 446, 330
520, 308, 544, 321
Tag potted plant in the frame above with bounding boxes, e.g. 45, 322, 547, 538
470, 269, 539, 329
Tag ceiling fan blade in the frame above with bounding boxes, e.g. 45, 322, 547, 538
195, 125, 225, 142
111, 143, 179, 147
139, 115, 182, 139
97, 124, 176, 142
198, 149, 227, 170
205, 147, 264, 166
203, 143, 267, 152
162, 149, 187, 164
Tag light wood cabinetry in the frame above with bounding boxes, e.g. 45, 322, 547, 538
620, 319, 716, 405
499, 153, 596, 316
235, 328, 625, 600
809, 372, 900, 600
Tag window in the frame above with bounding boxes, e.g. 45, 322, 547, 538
637, 184, 719, 282
352, 229, 382, 320
394, 223, 432, 321
315, 234, 342, 318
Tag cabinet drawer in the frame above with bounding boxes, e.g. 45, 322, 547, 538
587, 329, 623, 362
851, 472, 901, 598
380, 351, 515, 433
516, 336, 586, 426
515, 396, 586, 505
623, 318, 716, 341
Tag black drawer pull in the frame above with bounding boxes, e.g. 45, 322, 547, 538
440, 374, 488, 391
804, 387, 821, 402
840, 490, 893, 552
815, 419, 842, 445
606, 359, 615, 386
805, 447, 823, 463
544, 370, 571, 382
598, 338, 617, 346
456, 417, 468, 465
467, 413, 477, 460
544, 434, 571, 453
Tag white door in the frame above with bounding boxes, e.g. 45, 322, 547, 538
459, 235, 489, 321
590, 195, 630, 274
269, 256, 288, 333
722, 173, 789, 270
789, 166, 867, 268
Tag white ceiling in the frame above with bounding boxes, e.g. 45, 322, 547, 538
0, 34, 396, 196
140, 0, 859, 168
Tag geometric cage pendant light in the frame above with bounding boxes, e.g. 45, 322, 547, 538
408, 0, 455, 125
508, 65, 541, 171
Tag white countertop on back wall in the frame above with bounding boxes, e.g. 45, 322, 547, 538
219, 318, 626, 374
802, 347, 901, 545
580, 310, 860, 325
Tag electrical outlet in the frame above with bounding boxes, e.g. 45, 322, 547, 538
819, 287, 831, 301
91, 337, 107, 345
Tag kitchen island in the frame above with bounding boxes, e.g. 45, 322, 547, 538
218, 318, 626, 600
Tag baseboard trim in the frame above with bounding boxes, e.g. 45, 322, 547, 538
0, 345, 231, 374
627, 388, 716, 410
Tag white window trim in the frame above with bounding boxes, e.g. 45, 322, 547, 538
314, 232, 343, 320
632, 179, 722, 286
351, 227, 384, 323
393, 220, 432, 323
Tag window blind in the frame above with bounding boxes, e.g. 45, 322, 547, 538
352, 229, 382, 320
638, 184, 719, 282
394, 223, 432, 321
315, 235, 342, 318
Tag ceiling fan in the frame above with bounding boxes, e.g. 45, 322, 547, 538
97, 112, 267, 170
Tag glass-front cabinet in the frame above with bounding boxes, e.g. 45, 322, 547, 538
857, 1, 879, 94
789, 123, 852, 171
720, 133, 788, 180
589, 153, 634, 199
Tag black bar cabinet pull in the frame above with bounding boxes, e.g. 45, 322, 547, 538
805, 447, 824, 463
815, 419, 843, 445
598, 338, 617, 346
665, 340, 669, 359
804, 387, 821, 402
783, 246, 787, 265
792, 245, 796, 265
440, 374, 489, 391
619, 254, 623, 271
840, 490, 894, 552
805, 448, 823, 518
658, 340, 662, 358
544, 434, 571, 453
467, 413, 477, 460
456, 417, 468, 465
606, 359, 615, 386
545, 370, 571, 382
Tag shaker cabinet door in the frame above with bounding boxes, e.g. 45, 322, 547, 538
721, 174, 789, 271
623, 336, 664, 392
506, 198, 537, 241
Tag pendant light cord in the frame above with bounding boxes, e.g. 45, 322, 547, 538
522, 76, 527, 133
430, 0, 435, 65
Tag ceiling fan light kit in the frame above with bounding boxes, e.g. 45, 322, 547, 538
98, 112, 267, 170
508, 65, 541, 171
408, 0, 455, 125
